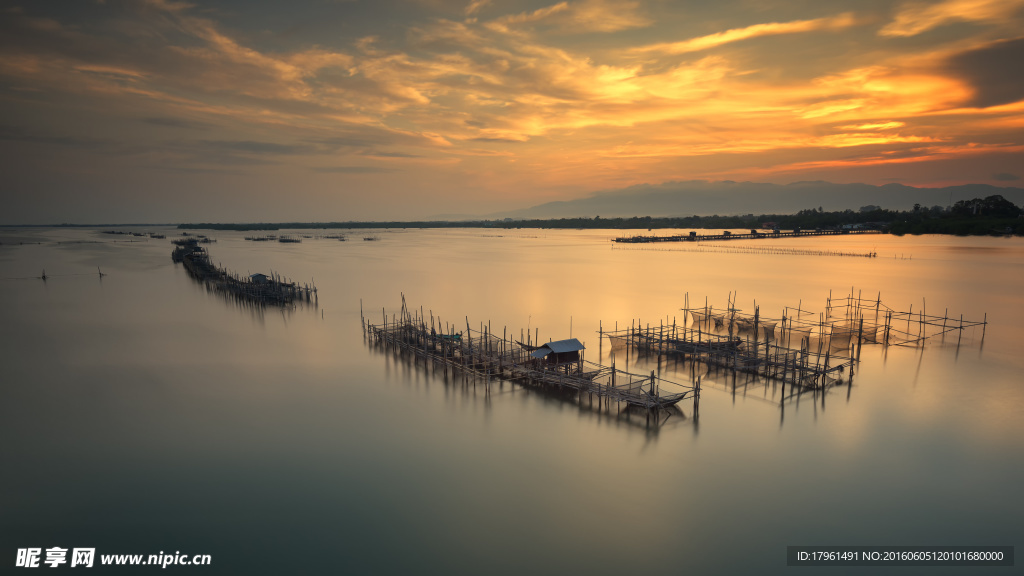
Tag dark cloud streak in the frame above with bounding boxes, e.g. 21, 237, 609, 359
196, 139, 317, 155
0, 124, 111, 148
141, 116, 214, 130
946, 38, 1024, 108
311, 166, 398, 173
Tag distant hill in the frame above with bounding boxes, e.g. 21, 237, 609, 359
489, 181, 1024, 219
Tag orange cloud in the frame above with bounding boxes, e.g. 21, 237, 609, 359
631, 13, 858, 55
486, 0, 651, 34
880, 0, 1024, 37
598, 131, 938, 158
1, 0, 1021, 197
752, 143, 1024, 175
809, 66, 974, 118
464, 0, 491, 16
838, 121, 907, 130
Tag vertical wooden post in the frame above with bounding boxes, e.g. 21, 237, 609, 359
693, 375, 700, 415
856, 316, 864, 360
753, 306, 760, 367
782, 353, 789, 397
814, 338, 824, 387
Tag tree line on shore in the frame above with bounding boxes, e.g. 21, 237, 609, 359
178, 195, 1022, 236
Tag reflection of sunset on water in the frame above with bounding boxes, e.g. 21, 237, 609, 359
1, 226, 1020, 573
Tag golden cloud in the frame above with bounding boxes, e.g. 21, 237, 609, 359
1, 0, 1021, 190
880, 0, 1024, 37
838, 121, 907, 130
631, 12, 858, 55
485, 0, 651, 34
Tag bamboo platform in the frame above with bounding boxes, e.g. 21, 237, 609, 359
363, 298, 697, 413
171, 239, 316, 306
599, 289, 987, 394
603, 318, 852, 390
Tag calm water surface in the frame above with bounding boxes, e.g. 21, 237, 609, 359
1, 227, 1021, 574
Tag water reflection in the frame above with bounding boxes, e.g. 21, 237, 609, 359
3, 227, 1023, 575
366, 335, 695, 438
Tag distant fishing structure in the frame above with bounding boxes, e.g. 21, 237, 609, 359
0, 267, 105, 282
101, 230, 167, 239
171, 238, 316, 306
612, 243, 878, 258
246, 233, 347, 241
614, 228, 883, 243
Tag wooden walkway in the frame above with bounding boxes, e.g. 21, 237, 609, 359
171, 239, 316, 306
364, 300, 697, 412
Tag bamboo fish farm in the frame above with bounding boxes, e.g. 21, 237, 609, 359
366, 288, 986, 421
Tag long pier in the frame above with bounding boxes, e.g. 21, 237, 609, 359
171, 239, 316, 306
614, 229, 884, 243
363, 299, 697, 412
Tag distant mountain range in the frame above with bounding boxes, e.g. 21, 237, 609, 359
486, 181, 1024, 219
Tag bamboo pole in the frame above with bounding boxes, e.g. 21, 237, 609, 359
856, 317, 864, 360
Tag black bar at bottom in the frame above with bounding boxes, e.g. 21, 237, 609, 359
787, 546, 1014, 567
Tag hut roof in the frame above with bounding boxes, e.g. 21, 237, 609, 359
546, 338, 585, 353
530, 338, 585, 358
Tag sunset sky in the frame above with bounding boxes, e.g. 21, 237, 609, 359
2, 0, 1023, 223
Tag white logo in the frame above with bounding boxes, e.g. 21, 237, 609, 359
15, 548, 41, 568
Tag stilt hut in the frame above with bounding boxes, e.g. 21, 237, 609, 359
530, 338, 585, 374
